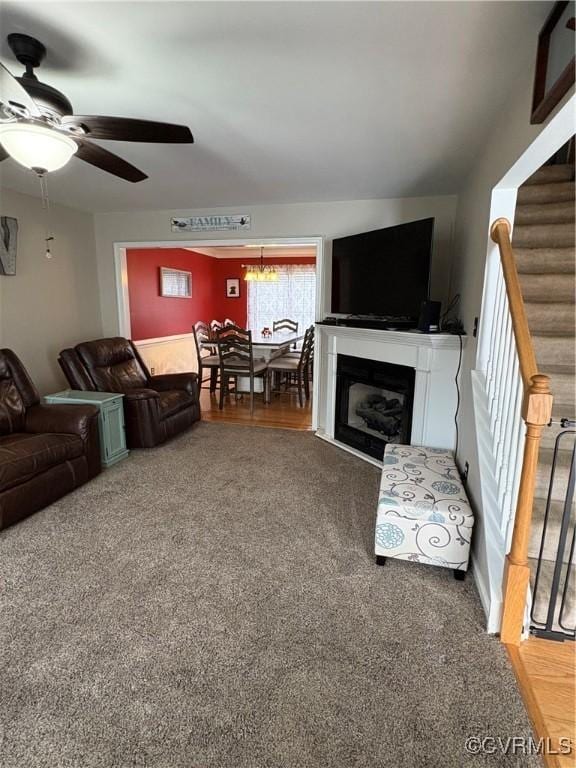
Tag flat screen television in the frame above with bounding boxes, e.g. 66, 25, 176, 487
331, 218, 434, 320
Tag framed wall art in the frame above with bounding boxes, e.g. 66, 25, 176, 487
226, 278, 240, 298
160, 267, 192, 298
0, 216, 18, 276
531, 1, 575, 123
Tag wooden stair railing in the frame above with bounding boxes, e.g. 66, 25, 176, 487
490, 218, 554, 645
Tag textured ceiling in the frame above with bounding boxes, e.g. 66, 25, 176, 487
0, 1, 551, 212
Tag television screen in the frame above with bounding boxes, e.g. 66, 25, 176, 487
331, 218, 434, 318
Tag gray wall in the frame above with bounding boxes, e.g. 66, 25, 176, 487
0, 189, 103, 393
93, 195, 458, 336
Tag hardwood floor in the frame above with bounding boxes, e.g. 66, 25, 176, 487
199, 387, 312, 431
507, 637, 576, 768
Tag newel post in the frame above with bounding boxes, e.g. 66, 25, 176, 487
500, 374, 553, 645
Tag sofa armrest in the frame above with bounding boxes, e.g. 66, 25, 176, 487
123, 388, 160, 401
25, 403, 102, 479
26, 403, 98, 439
150, 373, 198, 396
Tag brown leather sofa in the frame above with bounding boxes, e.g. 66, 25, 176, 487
58, 337, 200, 449
0, 349, 101, 531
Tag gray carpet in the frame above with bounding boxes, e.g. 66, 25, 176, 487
0, 423, 538, 768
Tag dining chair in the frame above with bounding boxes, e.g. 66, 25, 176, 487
273, 318, 299, 350
216, 324, 269, 415
210, 319, 223, 333
224, 318, 236, 327
273, 318, 298, 334
268, 325, 314, 407
193, 321, 220, 392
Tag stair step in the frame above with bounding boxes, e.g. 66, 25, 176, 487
529, 557, 575, 633
525, 302, 576, 336
524, 164, 575, 186
514, 200, 576, 226
517, 181, 575, 205
528, 497, 574, 562
544, 368, 575, 420
513, 222, 575, 249
541, 427, 571, 451
535, 440, 575, 502
533, 334, 576, 373
536, 367, 575, 436
515, 247, 575, 275
519, 272, 575, 302
525, 301, 575, 336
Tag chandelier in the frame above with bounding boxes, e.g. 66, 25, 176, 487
244, 247, 278, 282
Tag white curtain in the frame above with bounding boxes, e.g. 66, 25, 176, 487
247, 264, 316, 334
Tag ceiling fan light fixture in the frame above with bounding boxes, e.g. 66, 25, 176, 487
0, 123, 77, 172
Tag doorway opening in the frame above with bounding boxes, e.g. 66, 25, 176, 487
114, 237, 323, 431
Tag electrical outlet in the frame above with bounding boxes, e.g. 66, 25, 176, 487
472, 317, 479, 338
462, 461, 470, 483
150, 367, 155, 375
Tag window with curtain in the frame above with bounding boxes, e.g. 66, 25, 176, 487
247, 264, 316, 334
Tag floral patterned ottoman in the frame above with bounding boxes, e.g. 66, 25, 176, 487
375, 444, 474, 579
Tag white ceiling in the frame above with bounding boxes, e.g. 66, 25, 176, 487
0, 1, 551, 213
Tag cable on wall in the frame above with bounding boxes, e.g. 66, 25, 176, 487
454, 331, 463, 457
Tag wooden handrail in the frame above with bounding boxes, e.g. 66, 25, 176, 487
490, 218, 539, 386
489, 217, 553, 645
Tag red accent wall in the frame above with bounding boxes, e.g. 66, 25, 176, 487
127, 248, 315, 340
211, 256, 316, 329
127, 248, 215, 340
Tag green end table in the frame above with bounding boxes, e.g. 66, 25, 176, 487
44, 390, 129, 468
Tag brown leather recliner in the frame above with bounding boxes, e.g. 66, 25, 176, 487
58, 337, 200, 449
0, 349, 101, 531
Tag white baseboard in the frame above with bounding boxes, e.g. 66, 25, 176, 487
470, 553, 502, 634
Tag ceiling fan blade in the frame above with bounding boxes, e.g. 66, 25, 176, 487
0, 62, 42, 117
74, 139, 148, 182
62, 115, 194, 143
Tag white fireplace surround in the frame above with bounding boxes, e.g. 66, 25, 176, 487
313, 325, 465, 466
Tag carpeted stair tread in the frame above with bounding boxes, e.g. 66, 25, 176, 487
516, 181, 575, 205
525, 301, 576, 336
514, 200, 575, 226
513, 162, 575, 638
529, 556, 575, 633
535, 441, 574, 502
533, 334, 575, 370
512, 222, 575, 249
545, 363, 576, 377
519, 272, 575, 303
528, 497, 574, 563
540, 415, 575, 449
524, 164, 575, 186
515, 247, 575, 274
551, 403, 576, 421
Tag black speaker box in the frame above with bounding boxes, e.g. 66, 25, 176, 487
417, 300, 441, 333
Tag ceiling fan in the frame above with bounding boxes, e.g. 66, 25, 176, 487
0, 33, 194, 182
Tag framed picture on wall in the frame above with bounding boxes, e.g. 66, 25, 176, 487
531, 1, 575, 123
160, 267, 192, 298
226, 278, 240, 298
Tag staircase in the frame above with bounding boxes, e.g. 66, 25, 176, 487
512, 161, 576, 636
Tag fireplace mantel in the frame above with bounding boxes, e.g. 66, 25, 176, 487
313, 324, 465, 465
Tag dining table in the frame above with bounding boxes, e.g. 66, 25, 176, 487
202, 330, 303, 359
201, 330, 304, 397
